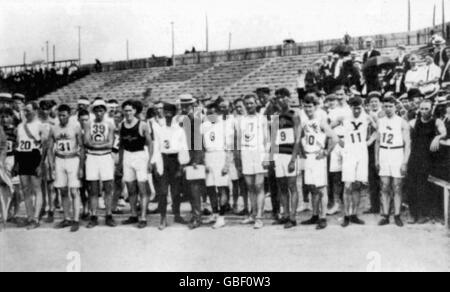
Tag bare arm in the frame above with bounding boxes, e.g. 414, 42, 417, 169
366, 115, 378, 146
269, 115, 279, 162
0, 127, 7, 165
401, 119, 411, 166
142, 122, 154, 169
322, 120, 339, 154
47, 127, 55, 166
290, 111, 302, 163
76, 126, 85, 174
432, 119, 447, 152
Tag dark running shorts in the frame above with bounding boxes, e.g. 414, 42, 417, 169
16, 150, 42, 176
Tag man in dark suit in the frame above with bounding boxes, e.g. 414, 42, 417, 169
363, 38, 381, 64
395, 44, 411, 72
433, 37, 448, 69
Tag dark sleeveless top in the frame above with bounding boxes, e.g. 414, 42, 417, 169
120, 121, 146, 152
277, 110, 296, 155
409, 117, 436, 174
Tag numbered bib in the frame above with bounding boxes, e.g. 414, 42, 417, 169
276, 128, 294, 145
91, 123, 107, 143
18, 140, 34, 152
242, 122, 257, 147
6, 140, 13, 153
56, 139, 75, 155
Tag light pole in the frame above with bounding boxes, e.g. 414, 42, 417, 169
78, 26, 81, 65
46, 41, 49, 65
171, 21, 175, 67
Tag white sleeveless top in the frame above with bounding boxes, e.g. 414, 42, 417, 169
301, 117, 327, 153
88, 120, 112, 155
342, 114, 369, 152
239, 114, 267, 151
201, 119, 232, 152
378, 115, 404, 148
17, 120, 43, 153
53, 122, 80, 157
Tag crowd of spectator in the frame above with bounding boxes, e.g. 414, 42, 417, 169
299, 35, 450, 101
0, 63, 89, 100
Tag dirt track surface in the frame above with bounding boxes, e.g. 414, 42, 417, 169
1, 211, 448, 272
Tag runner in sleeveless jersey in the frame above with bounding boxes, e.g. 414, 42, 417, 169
300, 94, 339, 230
83, 98, 116, 228
376, 96, 411, 227
270, 88, 302, 229
339, 97, 377, 227
231, 98, 249, 216
236, 94, 270, 229
16, 101, 49, 230
111, 110, 124, 214
119, 100, 153, 229
39, 99, 58, 223
49, 104, 84, 232
77, 109, 91, 220
201, 102, 233, 229
0, 124, 12, 229
0, 107, 23, 224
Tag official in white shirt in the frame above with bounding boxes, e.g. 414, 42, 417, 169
154, 103, 190, 230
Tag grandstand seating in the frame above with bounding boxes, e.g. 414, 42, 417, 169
42, 45, 423, 105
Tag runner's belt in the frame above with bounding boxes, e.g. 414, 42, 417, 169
380, 145, 404, 150
112, 149, 119, 154
87, 152, 112, 156
55, 153, 80, 159
6, 152, 14, 157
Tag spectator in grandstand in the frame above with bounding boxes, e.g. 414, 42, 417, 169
12, 93, 25, 124
404, 55, 424, 91
384, 66, 407, 97
395, 44, 411, 72
340, 54, 362, 91
296, 69, 307, 102
418, 54, 441, 94
305, 61, 323, 95
94, 59, 102, 73
433, 37, 448, 69
362, 38, 381, 64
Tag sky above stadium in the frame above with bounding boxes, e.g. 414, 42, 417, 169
0, 0, 448, 67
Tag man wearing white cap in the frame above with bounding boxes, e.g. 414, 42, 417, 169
433, 37, 448, 69
83, 98, 116, 228
177, 94, 206, 229
69, 96, 94, 125
363, 38, 381, 64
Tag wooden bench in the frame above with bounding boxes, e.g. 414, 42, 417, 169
428, 175, 450, 229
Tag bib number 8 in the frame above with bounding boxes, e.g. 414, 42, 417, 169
7, 141, 13, 152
